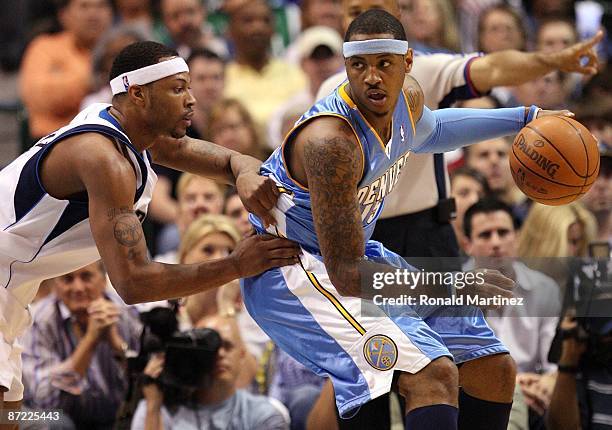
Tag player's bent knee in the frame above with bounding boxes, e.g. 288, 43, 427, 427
398, 357, 458, 402
486, 353, 517, 383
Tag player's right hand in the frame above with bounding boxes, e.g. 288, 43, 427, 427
230, 233, 301, 278
459, 268, 515, 310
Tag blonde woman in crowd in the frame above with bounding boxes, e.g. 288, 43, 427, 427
178, 214, 243, 325
518, 202, 598, 286
519, 202, 597, 258
177, 213, 258, 389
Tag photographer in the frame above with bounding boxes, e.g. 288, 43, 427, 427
547, 250, 612, 430
131, 315, 289, 430
547, 313, 612, 429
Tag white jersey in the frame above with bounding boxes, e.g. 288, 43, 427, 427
317, 52, 482, 216
0, 103, 157, 307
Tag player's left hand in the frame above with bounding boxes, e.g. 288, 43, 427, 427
235, 173, 280, 227
547, 30, 603, 75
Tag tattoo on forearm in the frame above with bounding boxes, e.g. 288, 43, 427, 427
113, 214, 142, 247
303, 123, 364, 282
188, 139, 231, 176
107, 207, 134, 221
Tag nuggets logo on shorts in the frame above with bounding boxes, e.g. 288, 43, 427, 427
363, 335, 398, 371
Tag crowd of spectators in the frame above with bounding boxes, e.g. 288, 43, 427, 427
2, 0, 611, 429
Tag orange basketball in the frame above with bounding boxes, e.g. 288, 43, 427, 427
509, 116, 600, 206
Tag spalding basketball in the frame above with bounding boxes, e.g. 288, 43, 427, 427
510, 116, 600, 206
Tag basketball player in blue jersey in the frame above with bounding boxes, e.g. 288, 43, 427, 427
0, 41, 300, 415
242, 10, 574, 430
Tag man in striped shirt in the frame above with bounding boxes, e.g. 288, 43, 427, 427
20, 262, 141, 429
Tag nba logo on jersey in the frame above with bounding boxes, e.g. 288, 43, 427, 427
123, 76, 130, 90
363, 335, 398, 371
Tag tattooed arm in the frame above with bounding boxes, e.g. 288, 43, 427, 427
292, 117, 365, 296
76, 137, 299, 304
149, 136, 279, 227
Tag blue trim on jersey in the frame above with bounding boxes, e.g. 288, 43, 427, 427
33, 123, 149, 203
99, 108, 154, 167
99, 108, 123, 132
42, 201, 89, 247
12, 153, 46, 228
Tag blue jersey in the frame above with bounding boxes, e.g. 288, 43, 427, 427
252, 82, 417, 255
242, 82, 526, 417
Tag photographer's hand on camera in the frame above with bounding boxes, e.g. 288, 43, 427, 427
142, 354, 164, 405
457, 269, 515, 310
142, 353, 165, 430
229, 233, 301, 278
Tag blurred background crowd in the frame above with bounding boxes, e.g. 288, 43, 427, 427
0, 0, 611, 429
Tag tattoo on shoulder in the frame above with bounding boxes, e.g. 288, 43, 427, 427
113, 214, 142, 247
107, 207, 134, 221
404, 76, 424, 121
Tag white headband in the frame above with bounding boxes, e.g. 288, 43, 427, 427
110, 57, 189, 95
343, 39, 409, 58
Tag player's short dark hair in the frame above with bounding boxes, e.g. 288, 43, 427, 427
187, 48, 226, 68
344, 9, 407, 43
109, 41, 179, 82
463, 197, 517, 239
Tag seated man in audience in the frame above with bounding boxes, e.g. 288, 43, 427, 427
132, 315, 289, 430
462, 198, 561, 423
21, 261, 142, 429
463, 137, 530, 224
155, 173, 226, 259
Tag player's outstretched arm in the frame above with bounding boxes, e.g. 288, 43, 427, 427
411, 106, 576, 154
150, 136, 279, 227
80, 139, 299, 304
469, 30, 603, 94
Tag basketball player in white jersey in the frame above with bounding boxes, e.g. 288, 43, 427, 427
0, 41, 300, 414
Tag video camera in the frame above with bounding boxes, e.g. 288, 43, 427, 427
129, 306, 222, 399
549, 242, 612, 370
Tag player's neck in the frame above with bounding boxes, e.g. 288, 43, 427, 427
346, 86, 393, 143
108, 106, 155, 153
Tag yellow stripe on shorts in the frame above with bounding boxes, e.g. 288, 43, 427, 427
304, 269, 366, 336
